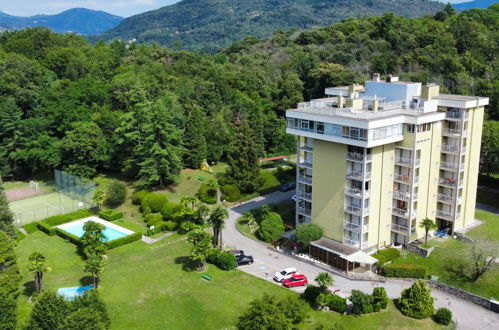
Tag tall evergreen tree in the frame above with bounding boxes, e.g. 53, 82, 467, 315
0, 292, 17, 330
0, 98, 23, 178
0, 180, 15, 238
0, 231, 21, 297
183, 105, 207, 169
226, 118, 260, 193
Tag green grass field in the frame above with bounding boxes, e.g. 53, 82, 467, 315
391, 210, 499, 299
16, 232, 445, 329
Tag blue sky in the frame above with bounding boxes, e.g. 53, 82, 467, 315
0, 0, 470, 18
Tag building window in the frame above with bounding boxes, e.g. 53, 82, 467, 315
333, 125, 342, 136
407, 124, 415, 133
317, 122, 324, 134
342, 126, 350, 138
301, 120, 309, 130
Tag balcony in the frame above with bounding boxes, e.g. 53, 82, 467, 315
392, 208, 416, 219
346, 171, 371, 180
297, 175, 312, 184
298, 207, 311, 216
438, 178, 462, 189
344, 221, 369, 233
297, 191, 312, 200
344, 204, 369, 216
393, 190, 417, 201
391, 223, 409, 234
440, 161, 462, 171
443, 128, 467, 138
437, 194, 462, 204
298, 161, 313, 169
345, 186, 369, 198
346, 152, 372, 162
437, 210, 460, 221
445, 111, 468, 121
441, 144, 466, 154
395, 157, 420, 167
394, 174, 419, 185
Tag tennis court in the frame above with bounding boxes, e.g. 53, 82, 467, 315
9, 192, 92, 225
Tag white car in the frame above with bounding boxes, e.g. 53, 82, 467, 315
291, 195, 298, 202
274, 268, 298, 282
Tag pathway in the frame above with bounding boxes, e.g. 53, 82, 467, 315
141, 231, 177, 244
223, 191, 499, 330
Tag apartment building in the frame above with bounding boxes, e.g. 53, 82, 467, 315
286, 74, 489, 271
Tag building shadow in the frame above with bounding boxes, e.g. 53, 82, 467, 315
174, 256, 198, 272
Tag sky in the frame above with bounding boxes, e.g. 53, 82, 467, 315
0, 0, 473, 18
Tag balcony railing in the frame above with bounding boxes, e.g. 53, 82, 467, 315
344, 186, 369, 198
392, 208, 416, 218
344, 204, 369, 216
298, 175, 312, 184
443, 128, 467, 138
346, 171, 371, 180
438, 178, 462, 188
437, 210, 460, 221
440, 161, 460, 171
445, 111, 468, 120
297, 191, 312, 200
395, 157, 420, 167
344, 222, 369, 233
298, 161, 313, 169
393, 174, 419, 184
393, 191, 416, 201
344, 238, 361, 248
391, 223, 409, 233
298, 207, 311, 216
437, 194, 462, 204
441, 144, 466, 154
346, 152, 372, 162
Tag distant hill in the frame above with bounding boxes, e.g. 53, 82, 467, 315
97, 0, 445, 53
0, 8, 123, 35
453, 0, 498, 10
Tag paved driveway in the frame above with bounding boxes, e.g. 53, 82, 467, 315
222, 191, 499, 330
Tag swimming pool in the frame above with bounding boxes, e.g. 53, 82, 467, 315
56, 217, 134, 241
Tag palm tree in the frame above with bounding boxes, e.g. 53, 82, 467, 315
196, 203, 210, 225
419, 218, 437, 245
181, 195, 199, 210
81, 221, 106, 257
92, 189, 106, 210
187, 228, 213, 271
208, 205, 229, 248
315, 272, 334, 293
28, 252, 51, 294
84, 255, 106, 289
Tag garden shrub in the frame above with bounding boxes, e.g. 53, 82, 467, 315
295, 223, 323, 246
24, 222, 39, 234
221, 184, 241, 202
433, 307, 452, 325
303, 285, 321, 304
197, 183, 216, 204
257, 212, 284, 243
372, 287, 388, 311
141, 193, 168, 215
55, 228, 82, 245
105, 180, 127, 206
105, 232, 142, 249
164, 221, 178, 231
373, 248, 400, 265
42, 210, 93, 226
257, 171, 281, 195
98, 210, 123, 221
132, 190, 149, 205
328, 294, 347, 314
383, 264, 426, 278
350, 290, 374, 315
397, 280, 434, 319
37, 222, 56, 236
161, 202, 183, 221
216, 252, 236, 271
316, 293, 333, 308
145, 213, 163, 227
206, 248, 222, 264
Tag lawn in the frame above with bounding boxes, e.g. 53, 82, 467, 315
391, 210, 499, 299
15, 231, 444, 329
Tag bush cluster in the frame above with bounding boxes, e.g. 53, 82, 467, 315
141, 193, 168, 215
397, 280, 434, 319
105, 232, 142, 250
161, 202, 183, 221
348, 287, 388, 315
383, 264, 426, 278
316, 293, 347, 313
197, 183, 216, 204
373, 248, 400, 265
145, 213, 163, 227
257, 212, 284, 243
221, 184, 241, 202
433, 307, 452, 325
98, 210, 123, 221
132, 190, 149, 205
206, 249, 236, 271
104, 180, 127, 207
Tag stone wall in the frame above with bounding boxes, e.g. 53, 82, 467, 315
408, 242, 435, 257
454, 232, 475, 243
427, 280, 494, 311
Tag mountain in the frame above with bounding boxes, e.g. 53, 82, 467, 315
97, 0, 445, 53
0, 8, 123, 35
453, 0, 498, 10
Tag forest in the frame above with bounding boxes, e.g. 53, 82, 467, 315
0, 4, 497, 187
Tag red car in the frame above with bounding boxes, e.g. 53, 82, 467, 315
282, 274, 308, 288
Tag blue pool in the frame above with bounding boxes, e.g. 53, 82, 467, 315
58, 285, 94, 300
58, 218, 132, 241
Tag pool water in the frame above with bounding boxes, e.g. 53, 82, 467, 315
62, 222, 128, 241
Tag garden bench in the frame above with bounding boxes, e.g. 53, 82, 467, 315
202, 273, 213, 281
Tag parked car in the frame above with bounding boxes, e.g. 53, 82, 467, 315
282, 274, 308, 288
291, 195, 298, 202
274, 267, 298, 282
280, 182, 296, 192
229, 250, 245, 257
236, 254, 254, 266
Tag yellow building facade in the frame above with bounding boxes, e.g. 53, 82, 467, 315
286, 75, 488, 270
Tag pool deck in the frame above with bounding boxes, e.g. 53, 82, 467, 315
56, 216, 135, 236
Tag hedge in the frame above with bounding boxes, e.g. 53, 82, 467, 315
55, 228, 82, 245
37, 221, 56, 235
24, 222, 39, 234
132, 190, 149, 205
328, 294, 347, 314
42, 210, 93, 226
99, 210, 123, 221
383, 264, 426, 278
105, 232, 142, 249
373, 248, 401, 265
141, 193, 168, 214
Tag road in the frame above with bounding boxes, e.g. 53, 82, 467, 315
222, 190, 499, 330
